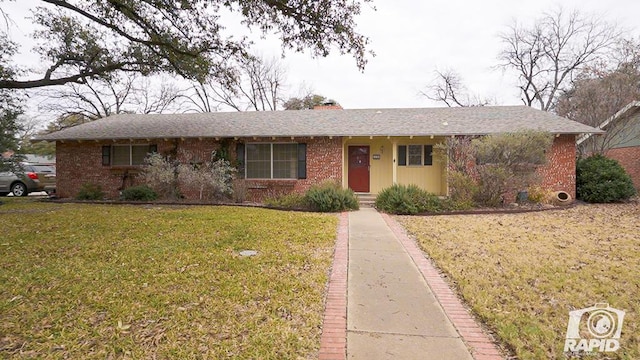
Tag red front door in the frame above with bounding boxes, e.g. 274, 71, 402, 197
348, 146, 370, 192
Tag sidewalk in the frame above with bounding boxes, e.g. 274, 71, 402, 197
319, 208, 503, 360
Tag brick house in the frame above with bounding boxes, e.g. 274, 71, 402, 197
37, 106, 601, 201
577, 101, 640, 190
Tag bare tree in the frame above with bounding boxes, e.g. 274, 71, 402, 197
132, 78, 181, 114
420, 70, 492, 107
557, 39, 640, 154
37, 73, 180, 119
498, 8, 622, 111
180, 55, 287, 112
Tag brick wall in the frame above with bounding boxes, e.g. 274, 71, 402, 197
56, 136, 343, 201
606, 146, 640, 190
447, 134, 578, 203
56, 138, 221, 199
537, 134, 577, 198
241, 137, 343, 201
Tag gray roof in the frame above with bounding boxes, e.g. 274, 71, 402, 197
36, 106, 603, 141
577, 101, 640, 145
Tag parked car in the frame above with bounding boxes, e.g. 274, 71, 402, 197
0, 163, 56, 196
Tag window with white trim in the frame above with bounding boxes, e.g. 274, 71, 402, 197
397, 145, 433, 166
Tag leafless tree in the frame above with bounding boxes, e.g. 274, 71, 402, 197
37, 73, 180, 119
180, 54, 287, 112
132, 78, 181, 114
498, 8, 622, 111
557, 39, 640, 155
420, 70, 493, 107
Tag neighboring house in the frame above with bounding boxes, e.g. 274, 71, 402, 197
23, 154, 56, 167
1, 152, 56, 167
36, 106, 601, 201
577, 101, 640, 189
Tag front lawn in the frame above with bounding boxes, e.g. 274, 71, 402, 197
0, 198, 337, 359
398, 203, 640, 359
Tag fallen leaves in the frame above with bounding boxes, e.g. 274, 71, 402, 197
398, 202, 640, 360
0, 200, 337, 359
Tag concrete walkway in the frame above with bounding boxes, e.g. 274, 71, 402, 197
318, 208, 504, 360
346, 208, 474, 359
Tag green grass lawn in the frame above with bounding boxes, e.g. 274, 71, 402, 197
0, 198, 337, 359
398, 203, 640, 360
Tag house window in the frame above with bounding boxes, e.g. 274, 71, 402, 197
105, 144, 156, 166
397, 145, 433, 166
245, 143, 304, 179
408, 145, 422, 165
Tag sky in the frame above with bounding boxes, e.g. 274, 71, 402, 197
3, 0, 640, 115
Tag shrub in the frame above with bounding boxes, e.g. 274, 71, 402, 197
474, 165, 511, 207
438, 131, 554, 208
304, 182, 359, 212
177, 150, 235, 201
408, 184, 443, 213
141, 153, 180, 199
576, 155, 636, 203
141, 150, 235, 201
232, 179, 248, 203
375, 184, 442, 214
447, 170, 477, 208
264, 193, 308, 209
76, 183, 104, 200
527, 185, 553, 204
440, 197, 474, 211
473, 130, 553, 168
376, 184, 417, 215
122, 185, 158, 201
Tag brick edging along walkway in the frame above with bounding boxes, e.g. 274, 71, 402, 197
380, 213, 505, 360
318, 212, 349, 360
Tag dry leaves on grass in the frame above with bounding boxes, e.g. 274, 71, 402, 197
0, 200, 337, 359
398, 203, 640, 360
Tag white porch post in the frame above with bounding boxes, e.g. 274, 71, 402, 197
392, 139, 398, 184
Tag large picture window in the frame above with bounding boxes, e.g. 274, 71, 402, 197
245, 143, 306, 179
397, 145, 433, 166
104, 144, 156, 166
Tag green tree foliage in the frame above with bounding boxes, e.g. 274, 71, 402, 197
0, 34, 22, 167
576, 154, 636, 203
0, 93, 21, 155
19, 140, 56, 157
283, 94, 328, 110
473, 131, 553, 169
0, 0, 371, 90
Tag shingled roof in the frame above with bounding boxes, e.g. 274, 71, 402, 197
37, 106, 603, 141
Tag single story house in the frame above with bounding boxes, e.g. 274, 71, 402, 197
36, 106, 601, 201
577, 101, 640, 190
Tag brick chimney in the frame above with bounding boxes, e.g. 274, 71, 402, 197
313, 100, 343, 110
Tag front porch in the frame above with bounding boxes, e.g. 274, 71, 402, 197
342, 136, 448, 196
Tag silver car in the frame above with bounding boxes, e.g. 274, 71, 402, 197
0, 163, 56, 196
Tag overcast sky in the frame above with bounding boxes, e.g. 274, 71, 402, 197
4, 0, 640, 113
